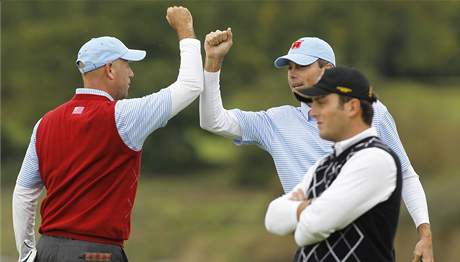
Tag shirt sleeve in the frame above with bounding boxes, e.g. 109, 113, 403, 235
14, 120, 44, 261
265, 162, 319, 236
13, 184, 42, 261
115, 88, 172, 151
115, 38, 202, 151
401, 166, 430, 227
199, 70, 241, 138
373, 102, 411, 172
230, 108, 276, 151
16, 120, 43, 189
294, 148, 397, 246
373, 102, 430, 227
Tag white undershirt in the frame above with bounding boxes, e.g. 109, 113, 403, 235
199, 71, 241, 138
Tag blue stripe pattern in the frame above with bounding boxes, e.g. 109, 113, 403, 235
115, 88, 172, 151
231, 100, 411, 193
16, 119, 43, 188
16, 88, 172, 188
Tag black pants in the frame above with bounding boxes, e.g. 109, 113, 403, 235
36, 235, 128, 262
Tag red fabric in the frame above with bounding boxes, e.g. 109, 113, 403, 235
36, 94, 141, 246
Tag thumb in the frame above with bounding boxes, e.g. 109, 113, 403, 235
227, 27, 233, 40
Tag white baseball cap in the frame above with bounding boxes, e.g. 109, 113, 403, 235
76, 36, 146, 74
274, 37, 336, 68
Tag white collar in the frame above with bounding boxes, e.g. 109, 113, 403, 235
300, 102, 313, 121
75, 88, 114, 101
333, 127, 378, 156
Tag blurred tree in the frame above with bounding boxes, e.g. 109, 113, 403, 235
2, 1, 459, 184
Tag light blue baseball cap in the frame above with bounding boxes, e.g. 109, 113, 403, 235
274, 37, 336, 68
76, 36, 146, 74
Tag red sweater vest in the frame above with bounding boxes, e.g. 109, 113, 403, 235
36, 94, 141, 246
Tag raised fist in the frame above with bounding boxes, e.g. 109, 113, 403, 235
166, 6, 195, 40
204, 28, 233, 59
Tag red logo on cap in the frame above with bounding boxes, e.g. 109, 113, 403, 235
291, 40, 303, 49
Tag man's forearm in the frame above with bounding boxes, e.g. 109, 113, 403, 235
205, 56, 224, 72
199, 71, 241, 138
13, 184, 42, 260
170, 38, 203, 117
401, 167, 430, 227
265, 195, 301, 235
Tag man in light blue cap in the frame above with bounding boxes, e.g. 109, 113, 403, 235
13, 6, 203, 262
199, 29, 434, 261
274, 37, 336, 67
76, 36, 146, 72
75, 36, 147, 100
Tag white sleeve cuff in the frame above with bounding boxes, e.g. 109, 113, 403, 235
204, 70, 221, 80
179, 38, 200, 47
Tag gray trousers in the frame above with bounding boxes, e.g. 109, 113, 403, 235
36, 235, 128, 262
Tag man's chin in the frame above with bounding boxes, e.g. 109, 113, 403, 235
319, 132, 338, 143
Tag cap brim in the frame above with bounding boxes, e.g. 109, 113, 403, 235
294, 86, 331, 99
121, 49, 146, 61
274, 54, 318, 68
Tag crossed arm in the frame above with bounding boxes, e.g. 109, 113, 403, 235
265, 148, 398, 246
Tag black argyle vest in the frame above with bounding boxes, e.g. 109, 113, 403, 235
294, 136, 402, 262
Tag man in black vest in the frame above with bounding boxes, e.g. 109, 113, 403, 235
265, 66, 402, 262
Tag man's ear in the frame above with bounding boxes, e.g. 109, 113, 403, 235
105, 63, 115, 80
325, 63, 334, 69
344, 98, 360, 117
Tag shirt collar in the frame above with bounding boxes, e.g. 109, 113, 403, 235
300, 102, 313, 121
333, 127, 378, 156
75, 88, 114, 101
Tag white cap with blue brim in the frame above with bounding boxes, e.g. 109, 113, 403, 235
76, 36, 146, 74
274, 37, 336, 68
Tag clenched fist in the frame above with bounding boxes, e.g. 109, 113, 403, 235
204, 28, 233, 72
166, 6, 195, 40
205, 28, 233, 60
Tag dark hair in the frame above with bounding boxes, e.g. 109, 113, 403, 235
317, 59, 332, 68
338, 96, 374, 125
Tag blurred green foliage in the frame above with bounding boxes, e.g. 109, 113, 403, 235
2, 1, 460, 181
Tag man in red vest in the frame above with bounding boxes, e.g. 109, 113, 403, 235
13, 6, 202, 262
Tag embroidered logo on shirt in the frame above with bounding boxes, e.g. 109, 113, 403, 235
72, 106, 85, 114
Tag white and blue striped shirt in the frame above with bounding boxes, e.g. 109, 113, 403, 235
200, 70, 428, 227
231, 101, 411, 193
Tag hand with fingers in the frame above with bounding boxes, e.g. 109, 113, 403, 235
412, 223, 434, 262
289, 189, 311, 221
289, 188, 308, 201
204, 28, 233, 72
166, 6, 195, 40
